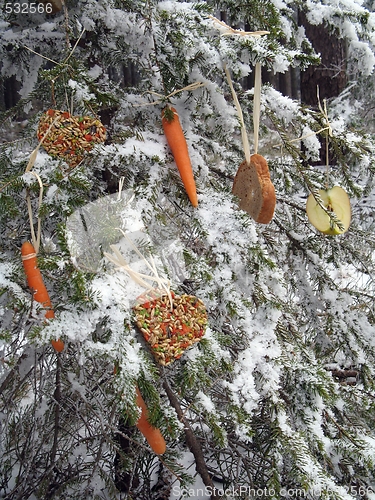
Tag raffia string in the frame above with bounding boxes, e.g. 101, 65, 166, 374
26, 173, 43, 255
274, 126, 331, 149
22, 28, 86, 68
21, 251, 37, 262
316, 87, 333, 189
224, 65, 251, 165
117, 176, 126, 201
209, 16, 270, 37
104, 228, 173, 310
135, 82, 205, 107
25, 115, 61, 254
211, 16, 268, 160
18, 27, 87, 255
253, 62, 262, 156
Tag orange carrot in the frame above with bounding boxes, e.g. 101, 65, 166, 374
51, 339, 65, 353
161, 106, 198, 207
21, 241, 54, 318
135, 386, 166, 455
21, 241, 63, 352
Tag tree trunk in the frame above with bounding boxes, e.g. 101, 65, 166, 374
2, 75, 20, 111
298, 11, 347, 105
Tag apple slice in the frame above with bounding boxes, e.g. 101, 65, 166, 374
306, 186, 351, 235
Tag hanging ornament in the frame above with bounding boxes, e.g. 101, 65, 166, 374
65, 186, 208, 364
161, 105, 198, 208
104, 234, 208, 366
20, 146, 63, 352
226, 63, 276, 224
135, 82, 204, 208
37, 109, 106, 168
232, 153, 276, 224
304, 93, 351, 235
135, 385, 166, 454
133, 290, 208, 366
306, 186, 351, 235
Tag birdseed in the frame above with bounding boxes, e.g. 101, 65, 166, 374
37, 109, 106, 168
133, 291, 208, 366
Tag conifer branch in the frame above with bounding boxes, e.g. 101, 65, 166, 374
1, 0, 375, 497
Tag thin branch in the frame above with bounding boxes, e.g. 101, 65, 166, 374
162, 377, 220, 499
50, 353, 62, 464
323, 410, 364, 447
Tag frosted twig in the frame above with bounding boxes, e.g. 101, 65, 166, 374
61, 0, 71, 50
50, 354, 61, 465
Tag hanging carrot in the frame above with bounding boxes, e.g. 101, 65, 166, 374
21, 241, 54, 318
135, 385, 166, 455
51, 339, 65, 353
21, 241, 64, 352
161, 106, 198, 208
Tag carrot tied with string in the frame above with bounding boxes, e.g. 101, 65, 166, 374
135, 385, 166, 454
21, 241, 64, 353
161, 106, 198, 208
